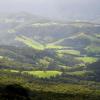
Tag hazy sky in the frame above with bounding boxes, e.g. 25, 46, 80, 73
0, 0, 100, 20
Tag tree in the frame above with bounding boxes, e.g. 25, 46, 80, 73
37, 58, 50, 71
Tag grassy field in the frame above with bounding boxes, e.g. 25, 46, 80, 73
47, 38, 68, 45
16, 36, 44, 50
0, 69, 19, 73
68, 33, 100, 42
66, 71, 92, 77
16, 35, 66, 50
22, 71, 62, 78
56, 49, 80, 56
58, 65, 72, 70
46, 44, 65, 49
0, 69, 62, 78
76, 57, 97, 64
95, 34, 100, 38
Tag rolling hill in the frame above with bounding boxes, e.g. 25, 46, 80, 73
0, 13, 100, 100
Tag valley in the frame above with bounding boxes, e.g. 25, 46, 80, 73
0, 13, 100, 100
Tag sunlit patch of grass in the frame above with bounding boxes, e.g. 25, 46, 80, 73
95, 34, 100, 38
16, 35, 67, 50
22, 71, 62, 78
47, 38, 68, 45
58, 65, 72, 70
0, 56, 4, 59
10, 70, 19, 73
66, 71, 92, 77
0, 69, 19, 73
15, 36, 44, 50
76, 57, 97, 64
46, 45, 65, 49
56, 50, 80, 56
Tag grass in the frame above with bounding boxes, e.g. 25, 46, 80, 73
66, 71, 92, 77
0, 69, 19, 73
95, 34, 100, 38
47, 38, 68, 45
16, 35, 68, 50
56, 50, 80, 56
76, 57, 97, 64
68, 33, 100, 42
0, 56, 3, 59
0, 69, 62, 78
15, 36, 44, 50
58, 65, 72, 70
46, 45, 65, 49
22, 71, 62, 78
10, 70, 19, 73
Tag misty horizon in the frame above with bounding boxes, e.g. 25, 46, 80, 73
0, 0, 100, 21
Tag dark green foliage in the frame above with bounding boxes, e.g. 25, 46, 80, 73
86, 60, 100, 81
0, 76, 100, 100
0, 84, 30, 100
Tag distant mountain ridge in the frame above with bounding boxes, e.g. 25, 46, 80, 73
0, 12, 100, 47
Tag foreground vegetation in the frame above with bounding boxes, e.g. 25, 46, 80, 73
0, 76, 100, 100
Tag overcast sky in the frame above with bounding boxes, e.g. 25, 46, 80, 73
0, 0, 100, 20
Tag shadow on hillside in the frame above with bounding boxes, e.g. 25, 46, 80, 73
0, 83, 99, 100
0, 84, 31, 100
